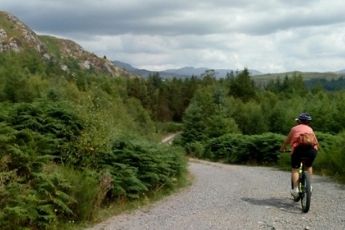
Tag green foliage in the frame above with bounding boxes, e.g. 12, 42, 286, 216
156, 122, 183, 133
203, 133, 284, 164
232, 101, 268, 134
305, 76, 345, 91
0, 50, 188, 229
56, 167, 101, 221
98, 138, 187, 201
0, 168, 76, 230
181, 86, 240, 145
313, 132, 345, 180
125, 98, 156, 136
227, 68, 257, 101
6, 101, 84, 166
126, 75, 199, 122
0, 101, 87, 229
249, 133, 285, 164
181, 102, 208, 144
206, 114, 239, 138
3, 36, 345, 229
265, 73, 308, 96
184, 141, 205, 158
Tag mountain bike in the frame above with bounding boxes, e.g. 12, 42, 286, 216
292, 160, 312, 213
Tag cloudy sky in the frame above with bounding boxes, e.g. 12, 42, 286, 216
2, 0, 345, 73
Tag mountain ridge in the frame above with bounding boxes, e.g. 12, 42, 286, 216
112, 60, 261, 78
113, 60, 345, 80
0, 11, 132, 78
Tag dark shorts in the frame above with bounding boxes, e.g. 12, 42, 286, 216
291, 145, 317, 169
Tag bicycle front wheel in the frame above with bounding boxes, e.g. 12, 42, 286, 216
300, 172, 311, 213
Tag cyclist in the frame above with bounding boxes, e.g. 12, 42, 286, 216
280, 112, 319, 198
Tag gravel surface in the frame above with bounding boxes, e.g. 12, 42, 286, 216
88, 159, 345, 230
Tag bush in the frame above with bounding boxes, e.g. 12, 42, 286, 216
314, 132, 345, 181
156, 122, 183, 133
97, 137, 187, 202
202, 133, 284, 165
249, 133, 284, 164
56, 167, 101, 222
204, 134, 251, 162
184, 141, 205, 158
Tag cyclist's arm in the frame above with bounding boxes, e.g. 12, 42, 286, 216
280, 130, 293, 152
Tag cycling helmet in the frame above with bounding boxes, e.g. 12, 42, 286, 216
296, 112, 312, 122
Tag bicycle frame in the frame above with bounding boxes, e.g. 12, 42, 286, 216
296, 161, 312, 213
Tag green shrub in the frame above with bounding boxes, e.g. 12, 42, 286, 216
98, 138, 187, 202
56, 166, 101, 221
184, 141, 205, 158
204, 134, 251, 162
248, 133, 284, 164
156, 122, 183, 133
314, 132, 345, 180
202, 133, 283, 165
0, 168, 76, 230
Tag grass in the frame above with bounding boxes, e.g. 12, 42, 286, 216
39, 35, 62, 58
0, 11, 21, 38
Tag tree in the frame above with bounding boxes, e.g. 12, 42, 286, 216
232, 101, 268, 134
228, 68, 257, 101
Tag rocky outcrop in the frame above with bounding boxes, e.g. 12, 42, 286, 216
0, 11, 132, 77
43, 36, 131, 77
0, 11, 46, 53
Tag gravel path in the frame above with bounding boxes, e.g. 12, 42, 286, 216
88, 159, 345, 230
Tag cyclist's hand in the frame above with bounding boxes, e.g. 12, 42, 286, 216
280, 147, 291, 153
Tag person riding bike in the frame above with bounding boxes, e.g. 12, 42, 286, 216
280, 112, 319, 198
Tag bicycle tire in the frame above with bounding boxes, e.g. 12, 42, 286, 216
293, 193, 301, 202
300, 172, 311, 213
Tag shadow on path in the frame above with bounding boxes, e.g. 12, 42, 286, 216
241, 196, 301, 214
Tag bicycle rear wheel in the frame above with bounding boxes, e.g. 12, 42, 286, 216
300, 172, 311, 213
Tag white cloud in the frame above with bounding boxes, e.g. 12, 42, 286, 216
2, 0, 345, 72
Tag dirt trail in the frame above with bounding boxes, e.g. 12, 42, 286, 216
160, 132, 181, 144
88, 159, 345, 230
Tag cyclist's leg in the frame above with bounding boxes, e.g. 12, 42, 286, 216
305, 166, 313, 175
291, 168, 299, 188
302, 147, 317, 193
291, 149, 301, 189
302, 147, 317, 176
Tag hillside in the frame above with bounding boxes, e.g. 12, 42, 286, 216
253, 71, 345, 85
0, 11, 132, 77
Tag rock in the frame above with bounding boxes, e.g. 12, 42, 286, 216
0, 28, 7, 41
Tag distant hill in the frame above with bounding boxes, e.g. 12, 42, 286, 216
112, 60, 261, 78
0, 11, 132, 77
112, 60, 152, 77
163, 67, 261, 77
254, 71, 344, 85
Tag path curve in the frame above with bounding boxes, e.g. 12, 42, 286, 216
88, 159, 345, 230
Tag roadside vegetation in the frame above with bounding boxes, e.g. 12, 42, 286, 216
171, 69, 345, 183
1, 49, 345, 230
0, 51, 187, 230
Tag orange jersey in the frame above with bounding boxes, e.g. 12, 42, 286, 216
287, 124, 318, 150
